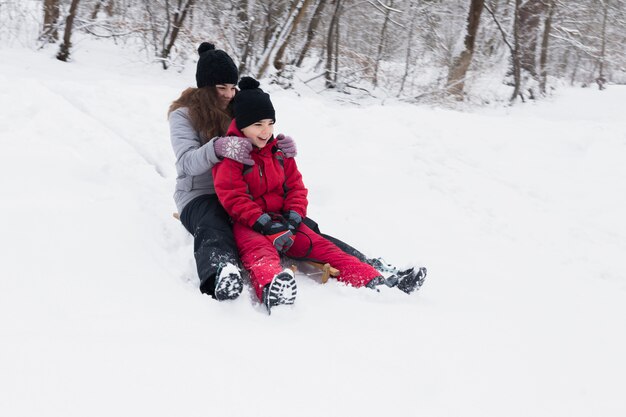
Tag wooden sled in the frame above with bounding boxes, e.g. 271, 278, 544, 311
173, 212, 339, 283
304, 262, 340, 284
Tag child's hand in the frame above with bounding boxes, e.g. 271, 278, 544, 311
283, 210, 302, 231
253, 213, 295, 253
214, 136, 254, 165
276, 134, 297, 158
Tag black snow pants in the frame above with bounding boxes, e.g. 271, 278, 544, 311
180, 194, 239, 297
301, 217, 369, 264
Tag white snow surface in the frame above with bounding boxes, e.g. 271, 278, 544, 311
1, 43, 625, 417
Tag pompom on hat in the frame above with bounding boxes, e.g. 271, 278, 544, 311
195, 42, 238, 88
233, 77, 276, 130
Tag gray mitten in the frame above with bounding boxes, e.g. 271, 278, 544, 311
283, 210, 302, 231
253, 213, 295, 253
275, 134, 297, 158
214, 136, 254, 165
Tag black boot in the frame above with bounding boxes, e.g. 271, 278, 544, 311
262, 269, 297, 314
395, 267, 427, 294
214, 262, 243, 301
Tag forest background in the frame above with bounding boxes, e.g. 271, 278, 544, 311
2, 0, 625, 105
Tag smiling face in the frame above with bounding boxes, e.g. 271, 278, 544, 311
215, 83, 236, 109
241, 119, 275, 148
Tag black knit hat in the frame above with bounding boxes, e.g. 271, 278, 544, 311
195, 42, 238, 88
233, 77, 276, 130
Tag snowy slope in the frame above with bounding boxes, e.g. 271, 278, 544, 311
1, 43, 625, 417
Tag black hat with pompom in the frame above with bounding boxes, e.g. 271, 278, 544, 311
195, 42, 238, 88
233, 77, 276, 130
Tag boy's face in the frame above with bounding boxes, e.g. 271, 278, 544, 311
241, 119, 275, 148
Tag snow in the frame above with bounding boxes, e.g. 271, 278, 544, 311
1, 42, 625, 417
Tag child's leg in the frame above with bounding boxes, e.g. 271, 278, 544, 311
233, 223, 283, 300
287, 224, 381, 287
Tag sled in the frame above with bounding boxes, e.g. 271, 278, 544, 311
173, 212, 339, 283
292, 262, 339, 283
312, 262, 340, 284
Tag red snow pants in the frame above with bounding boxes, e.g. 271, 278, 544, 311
233, 222, 382, 300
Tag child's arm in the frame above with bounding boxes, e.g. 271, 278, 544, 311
281, 157, 308, 219
212, 159, 264, 228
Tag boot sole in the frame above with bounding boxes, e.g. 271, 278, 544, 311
265, 271, 297, 313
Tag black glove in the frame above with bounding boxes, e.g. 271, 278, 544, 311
283, 210, 302, 231
253, 213, 295, 253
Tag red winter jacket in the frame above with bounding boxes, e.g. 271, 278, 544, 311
212, 120, 308, 228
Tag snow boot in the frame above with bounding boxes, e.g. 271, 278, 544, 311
368, 257, 399, 275
262, 269, 297, 314
365, 276, 390, 291
214, 262, 243, 301
395, 267, 427, 294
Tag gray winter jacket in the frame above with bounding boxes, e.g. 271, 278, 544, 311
169, 107, 222, 213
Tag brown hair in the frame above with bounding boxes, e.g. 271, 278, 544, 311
168, 87, 232, 144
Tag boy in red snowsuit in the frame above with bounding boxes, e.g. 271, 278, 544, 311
212, 77, 386, 312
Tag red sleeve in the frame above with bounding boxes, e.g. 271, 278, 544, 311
282, 157, 308, 218
212, 159, 264, 228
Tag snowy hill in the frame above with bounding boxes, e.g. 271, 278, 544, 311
1, 43, 625, 417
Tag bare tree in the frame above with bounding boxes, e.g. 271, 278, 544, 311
516, 0, 548, 98
90, 0, 114, 20
597, 0, 611, 89
325, 0, 343, 87
484, 1, 520, 101
539, 0, 556, 94
57, 0, 82, 62
254, 0, 314, 78
160, 0, 197, 70
372, 1, 399, 88
40, 0, 60, 43
272, 0, 314, 72
295, 0, 329, 67
446, 0, 485, 100
398, 1, 420, 96
235, 0, 252, 74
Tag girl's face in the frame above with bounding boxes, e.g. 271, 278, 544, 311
215, 84, 236, 109
241, 119, 275, 148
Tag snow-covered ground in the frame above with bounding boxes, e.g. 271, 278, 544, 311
1, 43, 625, 417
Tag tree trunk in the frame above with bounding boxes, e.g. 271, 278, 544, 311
91, 0, 104, 20
597, 0, 610, 89
539, 0, 556, 95
160, 0, 197, 70
295, 0, 328, 67
235, 0, 251, 74
41, 0, 60, 43
516, 0, 547, 99
90, 0, 114, 20
484, 2, 520, 101
398, 3, 419, 96
273, 0, 313, 71
254, 0, 310, 77
517, 0, 543, 76
510, 0, 523, 101
325, 0, 342, 88
372, 0, 395, 88
105, 0, 115, 17
56, 0, 81, 62
446, 0, 485, 100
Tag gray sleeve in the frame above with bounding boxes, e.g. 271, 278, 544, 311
169, 107, 222, 176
